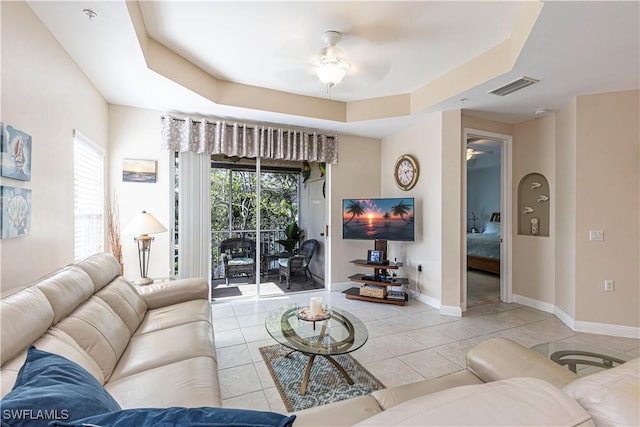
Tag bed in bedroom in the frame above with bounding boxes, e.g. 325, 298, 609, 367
467, 212, 501, 275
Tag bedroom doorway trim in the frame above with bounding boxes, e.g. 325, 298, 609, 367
462, 128, 513, 310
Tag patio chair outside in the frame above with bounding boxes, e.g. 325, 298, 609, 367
220, 237, 256, 284
279, 239, 318, 289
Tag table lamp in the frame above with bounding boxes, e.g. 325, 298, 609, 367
123, 210, 167, 285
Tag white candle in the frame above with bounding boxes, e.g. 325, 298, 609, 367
309, 297, 323, 317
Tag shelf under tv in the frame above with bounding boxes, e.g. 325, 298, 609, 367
346, 259, 408, 306
343, 287, 407, 306
348, 274, 408, 287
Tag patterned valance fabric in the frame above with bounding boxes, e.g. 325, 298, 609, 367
160, 115, 338, 164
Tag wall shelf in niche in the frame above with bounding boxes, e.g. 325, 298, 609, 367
518, 173, 549, 237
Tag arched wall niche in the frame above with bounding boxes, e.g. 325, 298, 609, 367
517, 173, 550, 237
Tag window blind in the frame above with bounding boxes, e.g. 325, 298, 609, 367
73, 130, 104, 261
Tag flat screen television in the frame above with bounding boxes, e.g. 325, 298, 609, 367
342, 198, 415, 241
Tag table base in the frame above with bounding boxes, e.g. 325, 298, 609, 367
285, 351, 354, 395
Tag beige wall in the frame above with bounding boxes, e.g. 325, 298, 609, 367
0, 2, 108, 291
512, 115, 556, 303
575, 90, 639, 327
440, 110, 463, 310
108, 105, 174, 281
329, 135, 382, 285
381, 113, 443, 302
555, 99, 577, 318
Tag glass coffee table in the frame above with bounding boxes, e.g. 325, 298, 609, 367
532, 342, 630, 374
265, 304, 368, 395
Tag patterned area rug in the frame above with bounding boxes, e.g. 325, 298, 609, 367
259, 343, 385, 412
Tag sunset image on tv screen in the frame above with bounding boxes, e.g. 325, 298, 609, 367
342, 198, 414, 241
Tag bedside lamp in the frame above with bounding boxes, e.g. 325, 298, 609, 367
123, 210, 167, 285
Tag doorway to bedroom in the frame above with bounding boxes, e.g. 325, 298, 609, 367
463, 129, 512, 309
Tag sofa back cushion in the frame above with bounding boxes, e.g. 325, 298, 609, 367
53, 297, 131, 381
76, 252, 122, 293
35, 267, 95, 324
96, 278, 147, 335
1, 287, 54, 366
563, 357, 639, 427
2, 329, 106, 397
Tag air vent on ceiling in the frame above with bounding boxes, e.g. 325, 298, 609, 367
489, 76, 539, 96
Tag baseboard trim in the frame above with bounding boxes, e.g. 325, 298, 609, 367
513, 293, 640, 339
512, 294, 555, 314
413, 293, 440, 310
440, 304, 463, 317
574, 320, 640, 339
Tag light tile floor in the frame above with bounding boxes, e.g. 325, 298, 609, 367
212, 290, 640, 413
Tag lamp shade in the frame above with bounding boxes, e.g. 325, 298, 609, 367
122, 211, 167, 236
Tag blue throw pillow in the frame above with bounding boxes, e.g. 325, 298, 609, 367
50, 407, 297, 427
1, 346, 121, 427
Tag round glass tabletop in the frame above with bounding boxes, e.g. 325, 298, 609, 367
264, 304, 368, 356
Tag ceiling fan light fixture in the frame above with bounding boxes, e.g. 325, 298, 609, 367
466, 147, 476, 161
314, 30, 350, 87
315, 56, 350, 86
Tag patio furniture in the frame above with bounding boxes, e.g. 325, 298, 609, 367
220, 237, 256, 284
279, 239, 318, 289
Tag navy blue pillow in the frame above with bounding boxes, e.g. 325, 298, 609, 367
50, 407, 296, 427
1, 346, 121, 427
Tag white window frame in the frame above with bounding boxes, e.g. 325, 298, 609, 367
73, 130, 105, 261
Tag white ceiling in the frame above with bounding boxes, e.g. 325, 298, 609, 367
27, 1, 639, 139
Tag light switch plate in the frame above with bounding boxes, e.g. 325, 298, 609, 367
589, 230, 604, 241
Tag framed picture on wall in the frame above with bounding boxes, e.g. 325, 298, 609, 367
1, 123, 32, 181
1, 186, 32, 238
122, 159, 157, 183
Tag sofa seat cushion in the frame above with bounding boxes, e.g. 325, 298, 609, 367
109, 320, 216, 381
106, 357, 221, 408
51, 407, 295, 427
1, 347, 121, 427
228, 257, 254, 266
355, 377, 594, 427
135, 299, 211, 335
563, 357, 639, 427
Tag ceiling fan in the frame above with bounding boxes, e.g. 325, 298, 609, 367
466, 137, 498, 162
466, 147, 494, 161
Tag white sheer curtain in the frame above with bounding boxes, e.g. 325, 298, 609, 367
177, 151, 211, 283
160, 115, 339, 164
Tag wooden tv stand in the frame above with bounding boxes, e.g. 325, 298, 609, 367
345, 259, 408, 306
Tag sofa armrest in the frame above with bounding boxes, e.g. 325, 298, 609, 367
293, 395, 382, 426
466, 337, 578, 389
135, 278, 208, 309
370, 370, 483, 410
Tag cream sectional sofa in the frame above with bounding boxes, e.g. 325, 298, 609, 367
1, 252, 220, 408
293, 337, 639, 426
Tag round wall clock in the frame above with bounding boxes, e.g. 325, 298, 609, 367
394, 154, 419, 191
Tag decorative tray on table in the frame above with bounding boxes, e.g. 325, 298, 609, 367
296, 307, 331, 322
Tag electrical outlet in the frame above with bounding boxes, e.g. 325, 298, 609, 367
604, 280, 614, 292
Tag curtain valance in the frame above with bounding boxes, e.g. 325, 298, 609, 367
160, 115, 338, 164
